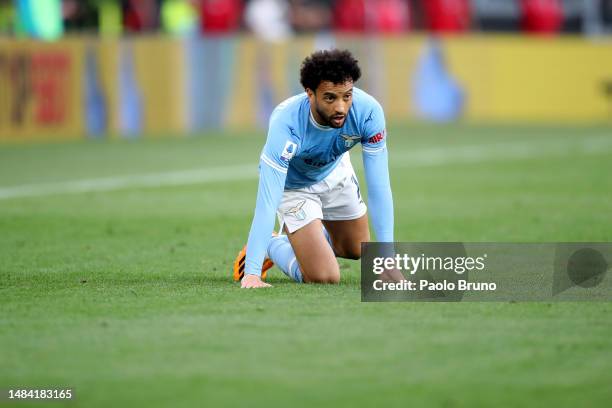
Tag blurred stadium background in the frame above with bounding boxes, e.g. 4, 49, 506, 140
1, 0, 612, 139
1, 1, 612, 407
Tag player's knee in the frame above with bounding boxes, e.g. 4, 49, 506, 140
324, 267, 341, 284
317, 270, 340, 284
336, 231, 369, 260
304, 264, 340, 284
344, 245, 362, 260
337, 242, 363, 260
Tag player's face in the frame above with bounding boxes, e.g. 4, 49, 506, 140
307, 80, 353, 128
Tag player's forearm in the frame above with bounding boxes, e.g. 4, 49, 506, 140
363, 148, 394, 242
244, 207, 276, 277
244, 164, 286, 276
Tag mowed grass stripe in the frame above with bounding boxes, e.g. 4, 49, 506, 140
1, 134, 611, 200
1, 125, 611, 407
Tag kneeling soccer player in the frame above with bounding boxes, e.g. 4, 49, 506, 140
233, 49, 394, 288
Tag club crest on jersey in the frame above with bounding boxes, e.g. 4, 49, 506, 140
285, 200, 306, 221
341, 134, 360, 148
280, 141, 297, 163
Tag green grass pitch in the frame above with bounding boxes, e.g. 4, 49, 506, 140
1, 123, 611, 407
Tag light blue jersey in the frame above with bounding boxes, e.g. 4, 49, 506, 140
245, 87, 394, 277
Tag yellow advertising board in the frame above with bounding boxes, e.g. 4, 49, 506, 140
1, 35, 611, 142
0, 38, 84, 141
0, 36, 187, 141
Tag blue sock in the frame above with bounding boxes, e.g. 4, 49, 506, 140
267, 227, 334, 283
322, 226, 332, 247
267, 235, 303, 283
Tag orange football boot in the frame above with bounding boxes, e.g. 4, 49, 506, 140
232, 235, 277, 281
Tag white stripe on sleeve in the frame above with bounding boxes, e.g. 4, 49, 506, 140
362, 145, 386, 154
260, 154, 288, 173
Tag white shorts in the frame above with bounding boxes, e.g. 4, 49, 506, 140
278, 153, 367, 233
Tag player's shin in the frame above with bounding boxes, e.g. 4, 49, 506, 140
267, 235, 304, 283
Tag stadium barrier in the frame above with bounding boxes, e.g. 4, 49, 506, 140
1, 34, 611, 141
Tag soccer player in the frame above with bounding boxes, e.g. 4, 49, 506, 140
233, 49, 394, 288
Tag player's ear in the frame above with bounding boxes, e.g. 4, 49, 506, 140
306, 88, 316, 104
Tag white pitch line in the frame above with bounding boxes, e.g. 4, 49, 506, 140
390, 135, 612, 168
0, 164, 258, 200
0, 135, 610, 200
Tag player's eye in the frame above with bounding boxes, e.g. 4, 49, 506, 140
343, 94, 352, 101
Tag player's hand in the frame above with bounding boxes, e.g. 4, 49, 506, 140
241, 274, 272, 288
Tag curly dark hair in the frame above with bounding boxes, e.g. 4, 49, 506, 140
299, 49, 361, 92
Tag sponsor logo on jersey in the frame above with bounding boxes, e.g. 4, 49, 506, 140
341, 134, 361, 148
280, 141, 297, 163
304, 152, 341, 168
367, 129, 386, 144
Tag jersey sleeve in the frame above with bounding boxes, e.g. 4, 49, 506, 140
360, 99, 387, 154
260, 115, 300, 174
360, 99, 394, 242
244, 115, 299, 277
